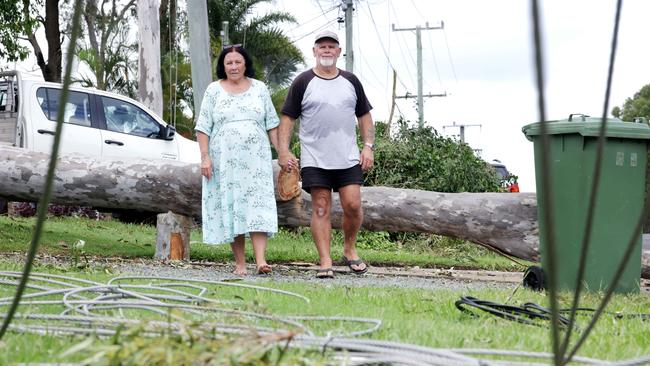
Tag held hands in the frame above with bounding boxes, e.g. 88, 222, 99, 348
360, 145, 374, 171
278, 152, 299, 172
201, 155, 213, 180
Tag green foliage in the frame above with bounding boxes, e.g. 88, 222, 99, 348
207, 0, 304, 87
611, 83, 650, 121
364, 118, 501, 193
161, 50, 195, 138
72, 1, 138, 96
0, 0, 39, 63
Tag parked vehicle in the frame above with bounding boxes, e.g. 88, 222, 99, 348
0, 71, 199, 163
489, 159, 519, 192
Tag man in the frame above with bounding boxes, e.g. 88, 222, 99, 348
278, 29, 375, 279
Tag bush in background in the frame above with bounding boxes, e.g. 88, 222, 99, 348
364, 119, 501, 193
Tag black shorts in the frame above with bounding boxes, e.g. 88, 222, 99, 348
301, 165, 363, 193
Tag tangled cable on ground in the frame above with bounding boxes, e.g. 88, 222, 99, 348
455, 296, 650, 330
2, 271, 649, 365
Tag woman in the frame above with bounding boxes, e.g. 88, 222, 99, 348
195, 45, 279, 275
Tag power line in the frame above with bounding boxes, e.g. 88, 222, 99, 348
387, 1, 417, 89
442, 28, 459, 84
287, 3, 339, 33
290, 18, 339, 43
362, 1, 409, 90
393, 21, 446, 127
426, 30, 443, 88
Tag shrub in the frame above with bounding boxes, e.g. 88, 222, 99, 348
363, 119, 501, 193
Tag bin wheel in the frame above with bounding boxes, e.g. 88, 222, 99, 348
523, 265, 546, 291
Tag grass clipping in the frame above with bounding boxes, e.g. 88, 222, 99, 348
61, 325, 331, 365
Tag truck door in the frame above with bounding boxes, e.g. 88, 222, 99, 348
32, 87, 102, 157
98, 96, 179, 161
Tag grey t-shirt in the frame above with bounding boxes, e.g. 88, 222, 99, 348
282, 69, 372, 169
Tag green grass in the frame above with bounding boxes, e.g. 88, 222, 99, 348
0, 262, 649, 364
0, 216, 525, 271
3, 215, 645, 363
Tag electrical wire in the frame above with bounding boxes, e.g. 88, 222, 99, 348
363, 1, 409, 90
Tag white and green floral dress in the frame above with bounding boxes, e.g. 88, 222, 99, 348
195, 79, 279, 244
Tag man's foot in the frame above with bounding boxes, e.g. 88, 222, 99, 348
257, 264, 272, 275
316, 268, 335, 279
342, 255, 368, 274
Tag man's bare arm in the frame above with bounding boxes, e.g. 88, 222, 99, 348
358, 112, 375, 146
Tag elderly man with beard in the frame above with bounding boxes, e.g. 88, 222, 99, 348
278, 30, 376, 279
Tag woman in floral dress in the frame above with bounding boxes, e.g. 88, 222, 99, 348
195, 45, 279, 275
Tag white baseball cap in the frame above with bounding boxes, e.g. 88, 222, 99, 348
314, 30, 339, 44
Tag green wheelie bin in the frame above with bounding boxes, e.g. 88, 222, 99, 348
522, 114, 650, 293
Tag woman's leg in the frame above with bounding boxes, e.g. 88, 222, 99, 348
231, 235, 247, 275
250, 232, 270, 272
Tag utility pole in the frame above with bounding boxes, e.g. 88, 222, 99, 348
222, 21, 230, 45
443, 122, 482, 143
343, 0, 354, 72
393, 21, 445, 127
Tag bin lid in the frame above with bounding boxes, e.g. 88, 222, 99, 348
522, 114, 650, 141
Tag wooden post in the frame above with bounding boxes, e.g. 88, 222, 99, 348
155, 211, 191, 261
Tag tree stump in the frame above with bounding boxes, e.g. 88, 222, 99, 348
155, 211, 190, 261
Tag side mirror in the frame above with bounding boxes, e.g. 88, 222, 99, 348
161, 125, 175, 140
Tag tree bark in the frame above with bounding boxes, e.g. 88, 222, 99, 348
155, 211, 190, 261
138, 0, 163, 117
0, 145, 648, 279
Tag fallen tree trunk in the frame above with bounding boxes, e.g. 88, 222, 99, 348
1, 145, 648, 278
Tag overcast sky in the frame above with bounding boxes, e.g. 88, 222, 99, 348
256, 0, 650, 192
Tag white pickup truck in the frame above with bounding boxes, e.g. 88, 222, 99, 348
0, 71, 199, 163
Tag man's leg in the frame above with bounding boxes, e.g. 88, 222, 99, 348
230, 235, 247, 275
338, 184, 366, 272
310, 187, 333, 269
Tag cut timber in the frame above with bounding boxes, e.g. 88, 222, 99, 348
156, 211, 190, 261
1, 145, 649, 279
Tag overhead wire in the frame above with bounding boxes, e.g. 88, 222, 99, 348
290, 18, 340, 43
287, 3, 339, 34
353, 4, 389, 107
442, 28, 459, 84
407, 0, 440, 92
387, 0, 417, 90
362, 1, 409, 90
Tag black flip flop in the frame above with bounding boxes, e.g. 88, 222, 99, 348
316, 268, 335, 279
342, 255, 368, 275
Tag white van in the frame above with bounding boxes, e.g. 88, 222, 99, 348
0, 71, 199, 163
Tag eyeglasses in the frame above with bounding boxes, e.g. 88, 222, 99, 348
222, 43, 242, 50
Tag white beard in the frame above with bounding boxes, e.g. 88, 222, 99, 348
318, 57, 335, 67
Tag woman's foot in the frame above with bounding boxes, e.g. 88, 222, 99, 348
257, 264, 272, 275
232, 265, 247, 276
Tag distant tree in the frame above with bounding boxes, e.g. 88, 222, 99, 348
207, 0, 304, 87
160, 50, 195, 137
612, 84, 650, 121
0, 0, 62, 82
73, 0, 138, 97
158, 0, 194, 136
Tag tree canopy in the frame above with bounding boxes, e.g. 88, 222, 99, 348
612, 83, 650, 122
0, 0, 38, 63
0, 0, 62, 82
207, 0, 304, 88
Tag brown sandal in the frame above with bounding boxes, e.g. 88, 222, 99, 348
316, 268, 335, 279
